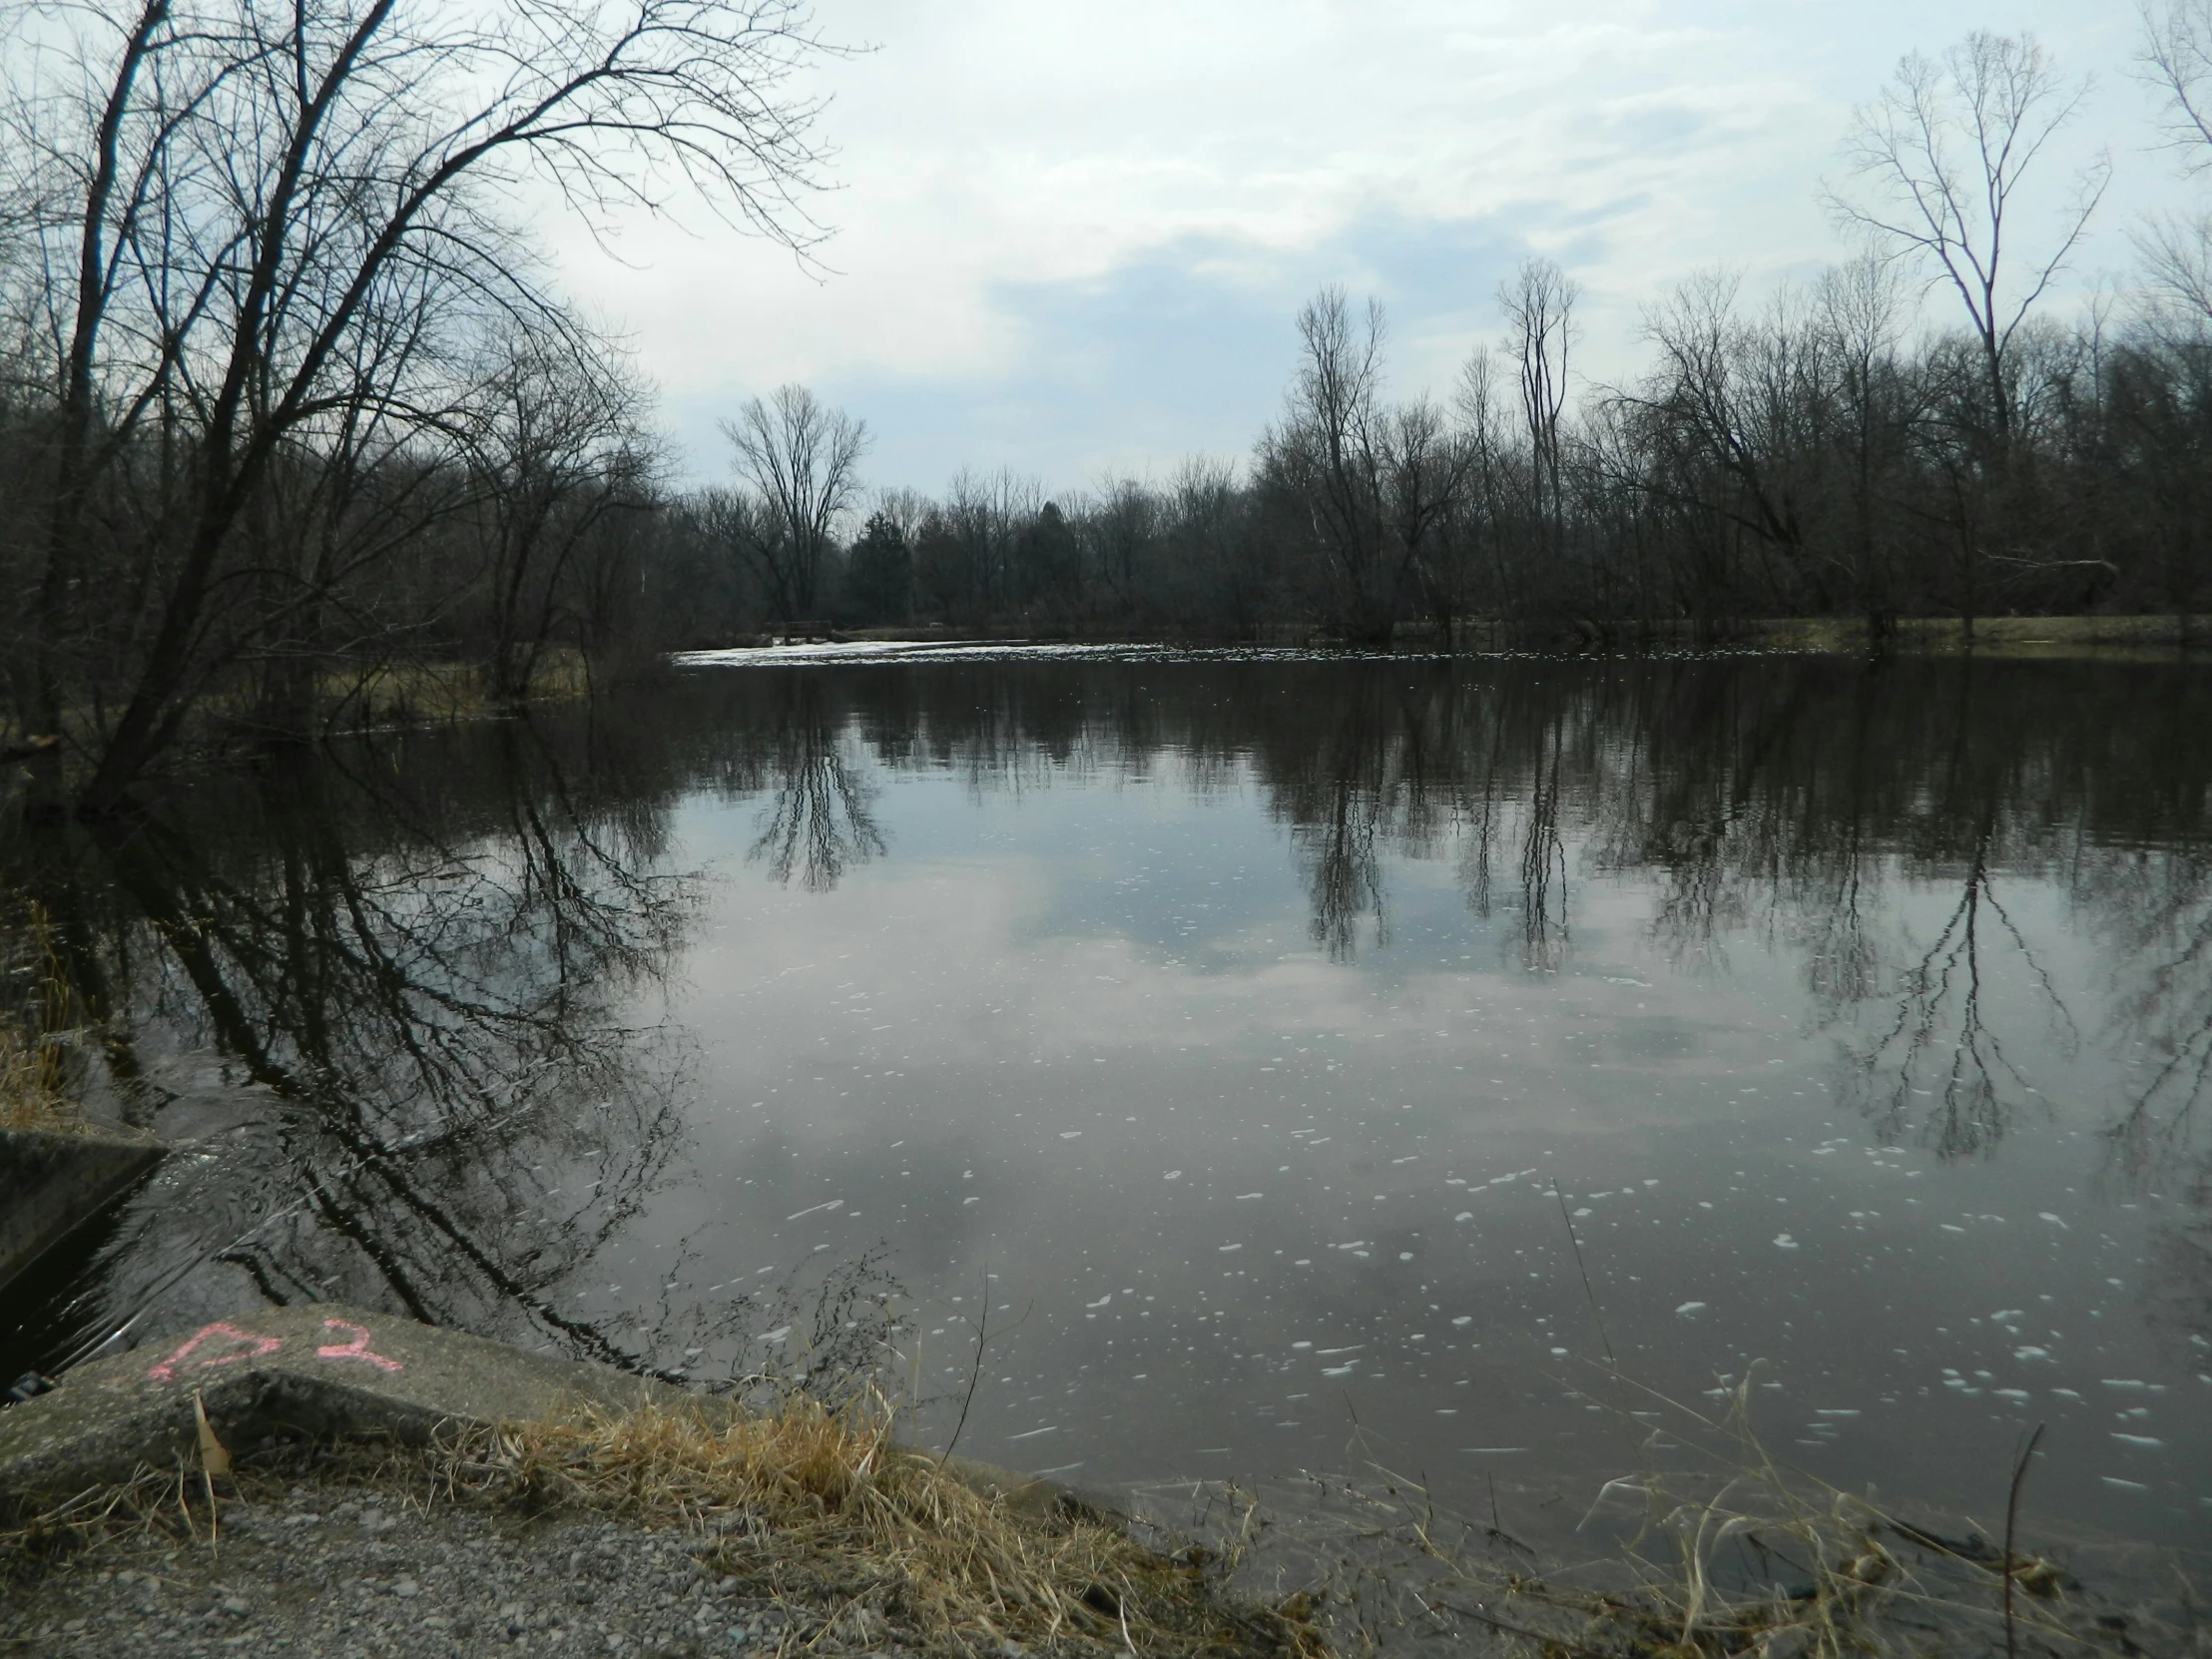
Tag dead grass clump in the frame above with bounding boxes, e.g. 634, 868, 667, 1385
333, 648, 598, 730
0, 1461, 226, 1581
421, 1396, 1325, 1658
1269, 1371, 2171, 1659
0, 899, 85, 1134
0, 1017, 76, 1132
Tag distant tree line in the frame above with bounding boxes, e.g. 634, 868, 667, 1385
645, 21, 2212, 652
11, 7, 2212, 811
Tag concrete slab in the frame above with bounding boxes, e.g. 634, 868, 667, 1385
0, 1127, 165, 1296
0, 1303, 691, 1515
0, 1303, 1099, 1527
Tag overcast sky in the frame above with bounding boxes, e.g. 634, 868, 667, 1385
549, 2, 2175, 497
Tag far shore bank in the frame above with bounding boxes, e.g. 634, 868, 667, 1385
6, 613, 2200, 781
685, 613, 2212, 663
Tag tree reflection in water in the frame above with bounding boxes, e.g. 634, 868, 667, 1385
5, 722, 717, 1380
1836, 824, 2079, 1159
9, 653, 2212, 1377
744, 677, 886, 891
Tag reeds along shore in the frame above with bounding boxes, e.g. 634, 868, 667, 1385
0, 902, 82, 1136
1209, 1364, 2194, 1659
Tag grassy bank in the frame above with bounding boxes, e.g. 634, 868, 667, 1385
1713, 614, 2212, 659
0, 650, 608, 776
7, 1377, 2186, 1658
332, 649, 602, 731
2, 1394, 1325, 1658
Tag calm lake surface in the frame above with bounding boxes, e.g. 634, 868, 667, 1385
6, 651, 2209, 1552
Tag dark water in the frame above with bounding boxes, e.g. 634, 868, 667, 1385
5, 652, 2209, 1552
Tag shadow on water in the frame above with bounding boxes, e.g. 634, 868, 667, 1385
3, 654, 2211, 1515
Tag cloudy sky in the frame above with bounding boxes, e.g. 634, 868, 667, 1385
549, 2, 2173, 496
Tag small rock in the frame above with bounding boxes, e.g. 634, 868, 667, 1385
222, 1596, 251, 1617
393, 1576, 421, 1600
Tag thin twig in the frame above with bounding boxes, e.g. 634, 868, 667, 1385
2003, 1421, 2046, 1659
937, 1265, 991, 1465
1552, 1179, 1619, 1374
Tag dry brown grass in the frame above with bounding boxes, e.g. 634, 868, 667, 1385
0, 899, 86, 1135
5, 1374, 2188, 1657
334, 649, 598, 730
419, 1396, 1326, 1658
1253, 1370, 2178, 1659
0, 1394, 1327, 1658
0, 1020, 75, 1132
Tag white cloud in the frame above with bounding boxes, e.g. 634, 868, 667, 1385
544, 0, 2165, 489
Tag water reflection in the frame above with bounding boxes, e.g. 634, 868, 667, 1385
3, 724, 702, 1378
5, 655, 2210, 1543
742, 678, 886, 892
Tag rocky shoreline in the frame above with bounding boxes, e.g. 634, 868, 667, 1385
9, 1478, 815, 1657
0, 1304, 1317, 1659
3, 1303, 2195, 1659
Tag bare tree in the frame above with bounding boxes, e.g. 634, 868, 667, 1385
464, 333, 655, 704
1261, 285, 1392, 641
1453, 345, 1514, 622
1164, 456, 1263, 636
1382, 395, 1472, 646
722, 384, 868, 630
1815, 252, 1914, 635
0, 0, 838, 812
2142, 0, 2212, 159
2136, 3, 2212, 330
1089, 474, 1161, 620
1499, 257, 1578, 565
1829, 31, 2109, 445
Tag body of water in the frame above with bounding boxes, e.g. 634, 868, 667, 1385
5, 652, 2208, 1554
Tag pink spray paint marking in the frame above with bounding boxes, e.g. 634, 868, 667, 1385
146, 1322, 283, 1382
315, 1320, 403, 1373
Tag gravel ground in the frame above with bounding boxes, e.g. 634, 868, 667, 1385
1, 1480, 934, 1658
